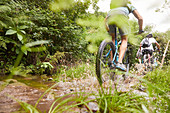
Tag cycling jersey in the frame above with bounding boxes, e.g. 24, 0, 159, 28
140, 38, 157, 51
107, 4, 136, 18
106, 3, 136, 36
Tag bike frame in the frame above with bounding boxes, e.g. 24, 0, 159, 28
143, 50, 158, 65
143, 50, 159, 71
105, 28, 121, 65
143, 53, 151, 64
96, 27, 130, 84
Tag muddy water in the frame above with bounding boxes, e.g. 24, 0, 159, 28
0, 76, 56, 113
0, 75, 100, 113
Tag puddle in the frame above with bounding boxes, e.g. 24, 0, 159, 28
0, 75, 100, 113
0, 75, 55, 113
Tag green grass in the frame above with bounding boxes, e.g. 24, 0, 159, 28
97, 88, 146, 113
144, 66, 170, 92
54, 62, 96, 81
142, 66, 170, 113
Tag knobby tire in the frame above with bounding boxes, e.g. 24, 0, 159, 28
96, 40, 115, 85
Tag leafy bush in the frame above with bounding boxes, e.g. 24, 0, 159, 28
0, 0, 92, 74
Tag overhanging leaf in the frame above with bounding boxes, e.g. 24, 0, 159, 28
21, 30, 26, 34
25, 40, 50, 48
5, 29, 17, 35
28, 46, 47, 52
19, 25, 28, 30
50, 0, 75, 11
17, 33, 23, 41
21, 45, 28, 53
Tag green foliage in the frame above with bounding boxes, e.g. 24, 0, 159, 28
0, 0, 93, 74
144, 66, 170, 93
152, 30, 170, 65
137, 67, 170, 113
97, 90, 145, 112
48, 51, 65, 64
0, 0, 169, 75
50, 0, 75, 11
18, 100, 40, 113
9, 64, 32, 77
0, 36, 9, 49
77, 14, 111, 53
56, 62, 95, 80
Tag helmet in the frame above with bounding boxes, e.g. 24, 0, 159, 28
146, 34, 153, 37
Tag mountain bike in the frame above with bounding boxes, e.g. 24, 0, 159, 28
142, 49, 159, 71
142, 49, 152, 71
96, 30, 130, 85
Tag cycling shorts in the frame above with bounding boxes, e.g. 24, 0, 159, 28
142, 49, 153, 56
107, 15, 130, 36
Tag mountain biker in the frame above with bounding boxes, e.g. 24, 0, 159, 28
136, 47, 143, 64
140, 34, 160, 63
104, 0, 143, 71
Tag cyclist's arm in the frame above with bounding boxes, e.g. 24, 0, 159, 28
140, 43, 142, 51
132, 10, 143, 32
104, 17, 109, 32
155, 42, 160, 51
152, 38, 160, 51
140, 39, 144, 50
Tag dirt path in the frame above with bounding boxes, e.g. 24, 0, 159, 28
0, 66, 147, 113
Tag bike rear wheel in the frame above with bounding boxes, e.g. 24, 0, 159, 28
144, 54, 153, 71
96, 40, 116, 85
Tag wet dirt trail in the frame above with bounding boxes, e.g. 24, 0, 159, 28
0, 75, 100, 113
0, 65, 147, 113
0, 76, 55, 113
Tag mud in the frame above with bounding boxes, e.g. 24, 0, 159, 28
0, 78, 54, 113
0, 75, 100, 113
0, 70, 147, 113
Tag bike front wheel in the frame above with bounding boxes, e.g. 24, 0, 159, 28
96, 40, 116, 85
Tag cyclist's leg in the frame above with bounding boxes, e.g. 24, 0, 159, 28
136, 49, 141, 64
108, 25, 116, 60
142, 49, 146, 63
109, 27, 128, 71
148, 53, 151, 64
118, 35, 127, 63
117, 20, 129, 64
139, 49, 143, 64
149, 50, 154, 64
108, 24, 116, 44
138, 57, 142, 64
